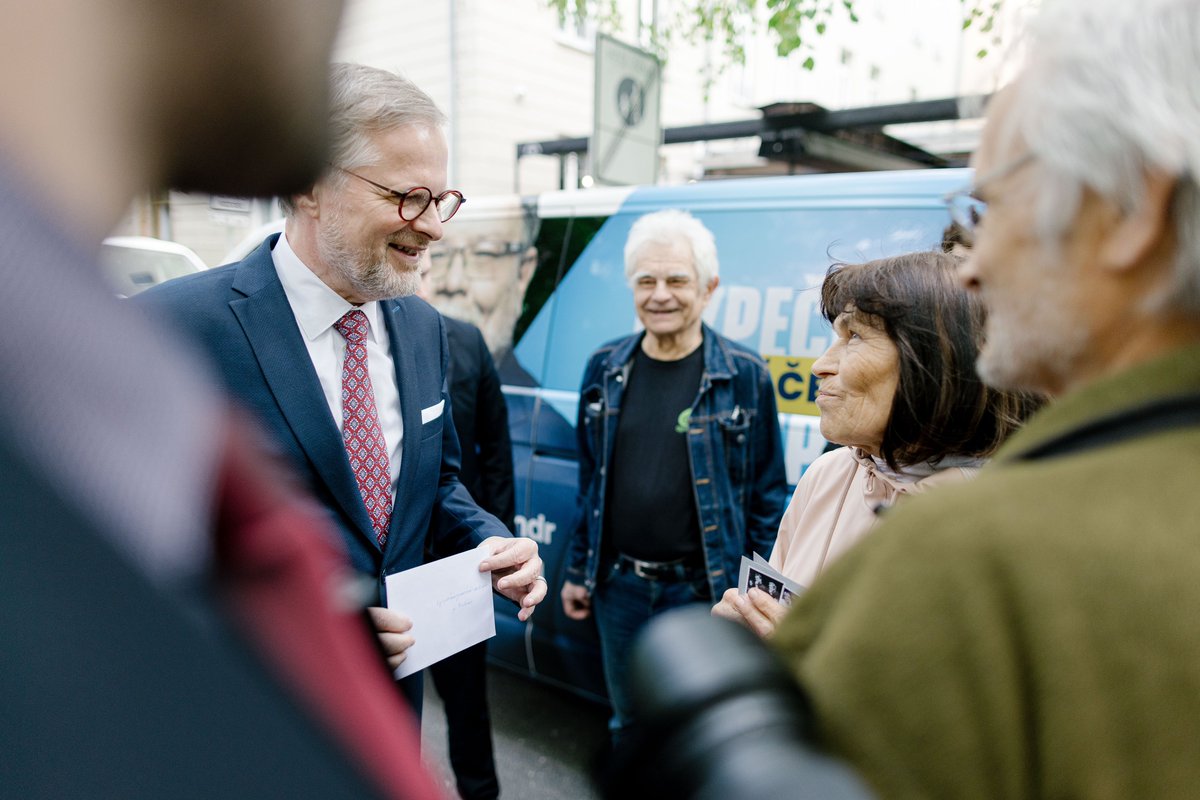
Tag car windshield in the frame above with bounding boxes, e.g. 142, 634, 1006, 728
100, 242, 205, 296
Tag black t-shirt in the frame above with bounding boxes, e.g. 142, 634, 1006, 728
605, 343, 705, 562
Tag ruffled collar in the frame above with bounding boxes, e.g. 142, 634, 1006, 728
850, 447, 986, 500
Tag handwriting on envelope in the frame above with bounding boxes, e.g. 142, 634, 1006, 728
384, 544, 496, 679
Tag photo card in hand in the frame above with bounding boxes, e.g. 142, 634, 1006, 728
737, 555, 806, 600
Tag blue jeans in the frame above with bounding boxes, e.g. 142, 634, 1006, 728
591, 562, 711, 743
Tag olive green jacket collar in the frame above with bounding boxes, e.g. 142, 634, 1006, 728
994, 342, 1200, 464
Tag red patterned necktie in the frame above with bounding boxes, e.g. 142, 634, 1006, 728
333, 310, 392, 548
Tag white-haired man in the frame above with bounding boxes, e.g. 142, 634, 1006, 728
562, 209, 788, 742
139, 63, 546, 714
771, 0, 1200, 796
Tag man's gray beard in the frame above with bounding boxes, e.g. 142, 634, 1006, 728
974, 311, 1088, 395
318, 224, 419, 302
342, 256, 420, 301
976, 348, 1039, 393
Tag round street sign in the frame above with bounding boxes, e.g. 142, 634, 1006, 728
616, 78, 645, 127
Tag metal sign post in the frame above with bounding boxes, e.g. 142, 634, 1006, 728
592, 33, 662, 186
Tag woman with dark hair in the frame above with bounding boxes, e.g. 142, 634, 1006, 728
714, 250, 1038, 636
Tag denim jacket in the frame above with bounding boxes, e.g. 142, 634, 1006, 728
566, 325, 788, 599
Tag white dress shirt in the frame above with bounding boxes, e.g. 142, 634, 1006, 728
272, 232, 403, 500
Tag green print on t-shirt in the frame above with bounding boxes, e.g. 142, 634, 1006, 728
674, 408, 692, 434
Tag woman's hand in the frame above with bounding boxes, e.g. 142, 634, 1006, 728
711, 587, 788, 638
711, 587, 746, 625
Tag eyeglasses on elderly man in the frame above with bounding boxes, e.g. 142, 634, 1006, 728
942, 151, 1037, 241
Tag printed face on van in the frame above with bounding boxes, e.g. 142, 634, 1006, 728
426, 215, 537, 359
630, 238, 716, 347
811, 308, 900, 456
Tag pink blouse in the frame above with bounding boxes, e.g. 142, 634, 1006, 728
769, 447, 981, 588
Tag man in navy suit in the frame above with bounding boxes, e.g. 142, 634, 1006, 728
139, 63, 545, 711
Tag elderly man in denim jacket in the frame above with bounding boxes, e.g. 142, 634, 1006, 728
560, 209, 787, 742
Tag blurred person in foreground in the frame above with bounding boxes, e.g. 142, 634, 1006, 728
766, 0, 1200, 795
138, 63, 545, 714
0, 1, 440, 798
417, 259, 512, 800
713, 251, 1036, 636
561, 209, 788, 743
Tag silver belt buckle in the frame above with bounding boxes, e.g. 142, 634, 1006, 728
632, 559, 655, 579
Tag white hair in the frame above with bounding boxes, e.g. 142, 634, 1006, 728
623, 209, 719, 286
1013, 0, 1200, 311
281, 63, 445, 216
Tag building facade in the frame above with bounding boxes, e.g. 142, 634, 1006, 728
113, 0, 1030, 265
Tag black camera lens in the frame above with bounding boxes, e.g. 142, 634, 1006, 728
600, 606, 873, 800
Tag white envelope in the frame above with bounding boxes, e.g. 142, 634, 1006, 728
421, 399, 445, 424
384, 545, 495, 679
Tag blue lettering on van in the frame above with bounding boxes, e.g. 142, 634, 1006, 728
778, 369, 806, 401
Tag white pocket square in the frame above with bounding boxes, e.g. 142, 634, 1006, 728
421, 399, 445, 424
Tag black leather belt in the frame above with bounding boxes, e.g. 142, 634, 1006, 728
616, 553, 706, 582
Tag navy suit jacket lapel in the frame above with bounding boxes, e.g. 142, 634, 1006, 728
380, 299, 424, 558
227, 238, 376, 544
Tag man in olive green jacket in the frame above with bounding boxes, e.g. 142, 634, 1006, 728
771, 0, 1200, 797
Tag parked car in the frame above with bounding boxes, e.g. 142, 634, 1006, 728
101, 235, 206, 297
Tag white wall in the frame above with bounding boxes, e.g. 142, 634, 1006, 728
330, 0, 1031, 194
129, 0, 1031, 257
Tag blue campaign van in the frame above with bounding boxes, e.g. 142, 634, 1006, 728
423, 168, 973, 702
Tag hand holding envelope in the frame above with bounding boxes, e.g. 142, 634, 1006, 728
382, 537, 547, 679
478, 535, 546, 621
366, 606, 414, 671
384, 545, 497, 679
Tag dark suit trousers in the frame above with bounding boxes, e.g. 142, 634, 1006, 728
398, 673, 424, 719
429, 641, 499, 800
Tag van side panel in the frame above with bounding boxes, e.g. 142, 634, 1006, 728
442, 170, 971, 701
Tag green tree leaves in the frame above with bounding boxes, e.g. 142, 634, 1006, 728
547, 0, 1003, 75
